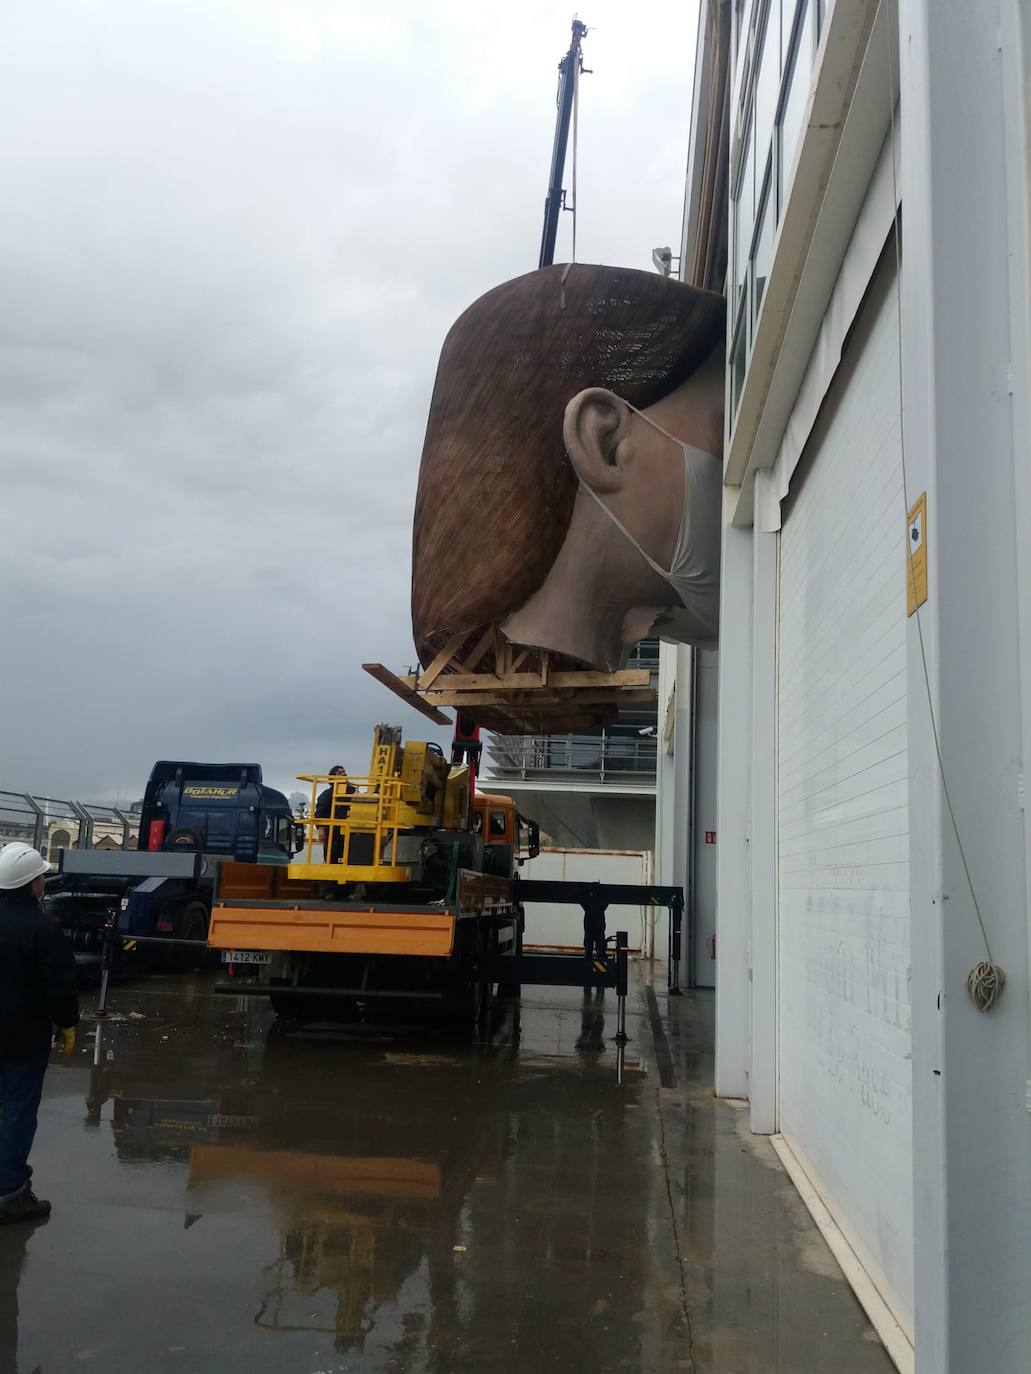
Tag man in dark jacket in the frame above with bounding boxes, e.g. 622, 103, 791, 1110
0, 843, 79, 1225
315, 765, 356, 865
582, 881, 609, 975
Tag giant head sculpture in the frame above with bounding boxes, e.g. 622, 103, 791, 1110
412, 263, 725, 673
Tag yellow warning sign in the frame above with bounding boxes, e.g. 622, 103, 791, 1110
906, 492, 928, 616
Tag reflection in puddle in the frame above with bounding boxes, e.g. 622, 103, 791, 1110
81, 995, 640, 1361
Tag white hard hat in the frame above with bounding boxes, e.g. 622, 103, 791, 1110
0, 842, 55, 890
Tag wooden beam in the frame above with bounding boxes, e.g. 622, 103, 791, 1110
439, 691, 565, 708
510, 648, 531, 673
362, 664, 452, 726
431, 688, 656, 709
417, 629, 470, 691
494, 628, 511, 676
462, 625, 496, 673
402, 668, 652, 692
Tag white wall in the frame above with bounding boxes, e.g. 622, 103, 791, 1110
692, 649, 719, 986
715, 504, 754, 1097
655, 642, 719, 989
519, 847, 653, 953
654, 642, 679, 891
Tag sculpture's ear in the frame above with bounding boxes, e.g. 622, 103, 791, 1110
563, 388, 631, 495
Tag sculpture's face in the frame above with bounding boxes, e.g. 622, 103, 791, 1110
499, 346, 725, 671
565, 387, 695, 571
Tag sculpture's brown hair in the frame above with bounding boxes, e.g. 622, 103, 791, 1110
411, 263, 725, 664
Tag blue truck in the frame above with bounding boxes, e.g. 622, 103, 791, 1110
45, 760, 297, 982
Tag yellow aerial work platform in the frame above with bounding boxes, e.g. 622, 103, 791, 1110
287, 726, 470, 885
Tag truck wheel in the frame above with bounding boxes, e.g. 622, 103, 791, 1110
447, 920, 493, 1033
169, 901, 210, 972
479, 919, 500, 1026
164, 827, 203, 850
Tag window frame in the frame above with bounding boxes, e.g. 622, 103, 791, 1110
775, 0, 816, 216
751, 154, 775, 329
731, 103, 755, 329
488, 809, 509, 839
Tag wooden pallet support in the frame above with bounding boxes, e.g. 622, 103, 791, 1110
364, 625, 656, 734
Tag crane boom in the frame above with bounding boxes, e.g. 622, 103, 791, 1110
538, 18, 588, 269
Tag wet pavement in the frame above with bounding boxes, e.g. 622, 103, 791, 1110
1, 970, 894, 1373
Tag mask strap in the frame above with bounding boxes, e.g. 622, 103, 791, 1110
620, 396, 690, 449
577, 481, 673, 581
575, 395, 692, 584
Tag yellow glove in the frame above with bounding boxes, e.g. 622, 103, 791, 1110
59, 1027, 76, 1054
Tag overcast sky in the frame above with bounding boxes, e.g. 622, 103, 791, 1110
0, 0, 697, 804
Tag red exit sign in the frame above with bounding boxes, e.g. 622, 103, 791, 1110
705, 831, 717, 845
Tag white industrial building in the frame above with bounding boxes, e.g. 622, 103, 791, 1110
654, 1, 1031, 1369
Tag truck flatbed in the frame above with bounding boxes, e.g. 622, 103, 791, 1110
209, 862, 516, 963
212, 904, 470, 960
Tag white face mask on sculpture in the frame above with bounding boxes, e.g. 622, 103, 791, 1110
577, 399, 722, 646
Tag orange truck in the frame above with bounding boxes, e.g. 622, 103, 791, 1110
207, 726, 539, 1024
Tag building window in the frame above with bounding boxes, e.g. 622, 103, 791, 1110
733, 111, 755, 321
753, 2, 781, 185
733, 0, 747, 58
730, 308, 748, 416
778, 0, 815, 210
752, 163, 774, 322
733, 0, 751, 100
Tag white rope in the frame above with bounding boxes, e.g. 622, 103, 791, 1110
967, 961, 1006, 1013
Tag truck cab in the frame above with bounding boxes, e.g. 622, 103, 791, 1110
139, 761, 294, 864
471, 793, 540, 877
48, 760, 295, 981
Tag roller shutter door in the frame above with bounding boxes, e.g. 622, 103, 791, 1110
776, 263, 913, 1336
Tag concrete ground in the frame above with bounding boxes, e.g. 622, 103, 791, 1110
1, 970, 893, 1373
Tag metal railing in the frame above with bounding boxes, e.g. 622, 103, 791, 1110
294, 772, 406, 873
485, 731, 658, 781
625, 638, 661, 671
0, 791, 140, 858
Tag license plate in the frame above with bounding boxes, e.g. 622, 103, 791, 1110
220, 949, 272, 965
